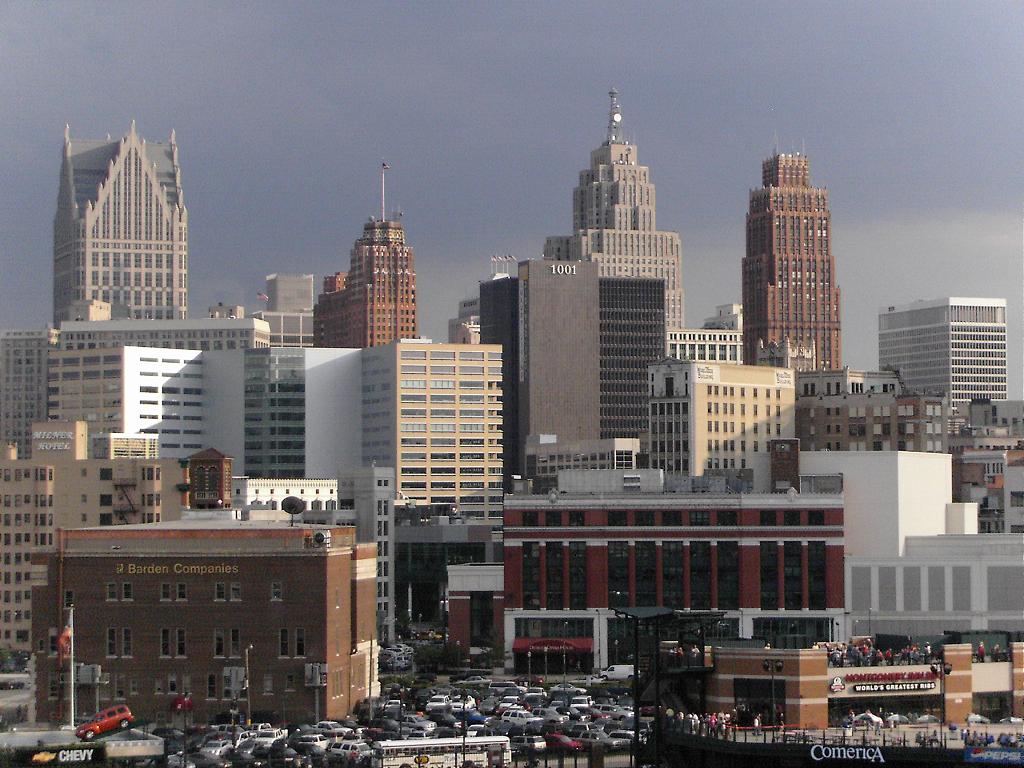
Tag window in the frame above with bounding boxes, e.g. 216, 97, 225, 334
271, 582, 283, 600
263, 674, 273, 695
207, 674, 217, 699
176, 628, 186, 657
214, 582, 226, 601
161, 628, 172, 657
213, 629, 224, 657
546, 544, 564, 609
689, 511, 710, 526
160, 583, 171, 601
122, 628, 133, 657
229, 582, 241, 601
760, 510, 776, 526
295, 628, 305, 657
279, 629, 289, 657
121, 582, 133, 600
717, 510, 738, 526
105, 583, 117, 601
761, 542, 778, 610
107, 627, 117, 657
230, 628, 240, 657
176, 583, 187, 600
783, 510, 801, 526
608, 543, 630, 607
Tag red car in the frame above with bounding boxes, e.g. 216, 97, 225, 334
545, 733, 584, 752
75, 705, 134, 740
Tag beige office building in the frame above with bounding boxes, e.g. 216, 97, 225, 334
57, 317, 271, 351
648, 360, 796, 491
0, 329, 59, 458
544, 90, 685, 329
53, 122, 188, 323
1, 421, 181, 651
360, 341, 504, 520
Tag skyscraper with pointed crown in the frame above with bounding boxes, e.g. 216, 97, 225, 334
544, 89, 685, 328
53, 122, 188, 323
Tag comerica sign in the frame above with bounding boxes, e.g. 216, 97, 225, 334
810, 745, 886, 763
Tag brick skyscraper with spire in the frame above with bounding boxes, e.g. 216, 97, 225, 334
742, 153, 841, 370
314, 166, 418, 348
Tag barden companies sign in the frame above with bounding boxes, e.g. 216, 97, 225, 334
810, 745, 885, 763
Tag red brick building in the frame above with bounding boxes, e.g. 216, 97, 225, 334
491, 475, 845, 673
742, 153, 842, 370
313, 272, 347, 348
32, 521, 377, 726
313, 219, 417, 348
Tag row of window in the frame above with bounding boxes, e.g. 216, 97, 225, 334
516, 509, 828, 527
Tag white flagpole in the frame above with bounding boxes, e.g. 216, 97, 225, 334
68, 605, 75, 728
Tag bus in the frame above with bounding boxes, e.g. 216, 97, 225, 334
371, 737, 512, 768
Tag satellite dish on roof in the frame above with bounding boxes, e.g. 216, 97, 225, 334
282, 496, 305, 526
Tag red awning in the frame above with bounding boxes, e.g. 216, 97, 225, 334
512, 637, 594, 654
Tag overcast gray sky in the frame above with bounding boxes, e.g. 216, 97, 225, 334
2, 2, 1022, 392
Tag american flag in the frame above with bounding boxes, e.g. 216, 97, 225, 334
257, 292, 269, 302
382, 161, 391, 170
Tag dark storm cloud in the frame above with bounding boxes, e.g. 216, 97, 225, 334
1, 2, 1022, 389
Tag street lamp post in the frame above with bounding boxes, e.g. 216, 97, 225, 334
562, 621, 569, 685
527, 651, 532, 683
930, 661, 953, 726
244, 644, 254, 726
763, 659, 783, 735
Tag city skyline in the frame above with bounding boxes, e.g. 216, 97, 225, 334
1, 4, 1023, 392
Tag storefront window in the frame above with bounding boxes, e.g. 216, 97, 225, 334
608, 543, 630, 607
662, 542, 684, 608
718, 541, 739, 610
635, 542, 657, 606
760, 541, 778, 609
546, 544, 564, 609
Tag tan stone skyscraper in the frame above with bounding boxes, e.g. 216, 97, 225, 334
53, 122, 188, 323
742, 153, 841, 369
544, 90, 684, 329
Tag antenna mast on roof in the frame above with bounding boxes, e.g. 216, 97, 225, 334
380, 160, 391, 222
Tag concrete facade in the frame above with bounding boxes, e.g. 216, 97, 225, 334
543, 91, 684, 329
878, 297, 1007, 409
0, 328, 58, 458
57, 317, 271, 351
359, 341, 504, 520
648, 360, 796, 492
0, 421, 183, 651
53, 123, 188, 323
795, 369, 949, 453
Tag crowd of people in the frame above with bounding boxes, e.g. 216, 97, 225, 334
964, 730, 1024, 748
821, 639, 942, 668
822, 638, 1010, 667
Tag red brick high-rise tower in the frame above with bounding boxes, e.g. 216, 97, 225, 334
742, 153, 841, 369
313, 219, 418, 348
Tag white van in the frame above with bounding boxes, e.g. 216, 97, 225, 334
501, 710, 542, 727
600, 664, 635, 680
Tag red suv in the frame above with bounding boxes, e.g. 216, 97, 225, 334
76, 705, 134, 740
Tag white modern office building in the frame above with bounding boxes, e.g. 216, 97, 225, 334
878, 297, 1007, 409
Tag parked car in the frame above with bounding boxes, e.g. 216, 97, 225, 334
510, 735, 546, 755
425, 695, 452, 713
76, 705, 135, 740
545, 733, 584, 752
327, 742, 371, 765
201, 739, 236, 757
